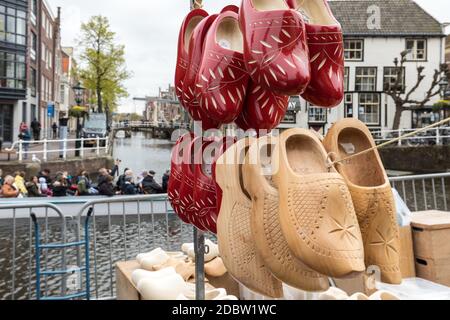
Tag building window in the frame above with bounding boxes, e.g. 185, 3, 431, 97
31, 32, 37, 61
344, 93, 353, 118
0, 51, 26, 90
358, 93, 380, 125
308, 106, 327, 123
384, 67, 405, 92
0, 5, 26, 45
22, 102, 27, 123
344, 67, 349, 91
344, 40, 364, 61
31, 104, 37, 121
406, 39, 427, 61
31, 68, 37, 97
355, 67, 377, 92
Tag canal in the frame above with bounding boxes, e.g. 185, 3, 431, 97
112, 131, 174, 182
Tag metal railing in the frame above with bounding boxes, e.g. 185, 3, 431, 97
112, 121, 190, 130
5, 137, 109, 162
0, 172, 449, 300
390, 173, 450, 212
372, 127, 450, 146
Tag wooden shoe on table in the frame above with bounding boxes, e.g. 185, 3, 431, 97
242, 135, 329, 292
215, 138, 283, 298
272, 128, 365, 278
323, 119, 402, 284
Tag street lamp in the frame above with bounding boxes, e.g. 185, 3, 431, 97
72, 82, 86, 157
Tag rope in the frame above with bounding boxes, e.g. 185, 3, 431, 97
330, 117, 450, 166
191, 0, 203, 9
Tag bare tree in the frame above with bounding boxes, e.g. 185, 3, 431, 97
385, 50, 449, 130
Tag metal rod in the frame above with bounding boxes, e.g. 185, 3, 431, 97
194, 228, 205, 300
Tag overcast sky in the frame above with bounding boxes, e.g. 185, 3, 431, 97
47, 0, 450, 114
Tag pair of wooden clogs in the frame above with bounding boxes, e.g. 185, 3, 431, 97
215, 118, 401, 298
133, 247, 236, 300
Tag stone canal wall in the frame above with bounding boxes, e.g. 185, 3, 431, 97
380, 145, 450, 173
0, 156, 115, 177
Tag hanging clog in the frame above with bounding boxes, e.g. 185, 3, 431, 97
195, 11, 249, 123
240, 0, 310, 95
272, 128, 365, 278
243, 135, 329, 292
323, 118, 402, 284
175, 9, 209, 108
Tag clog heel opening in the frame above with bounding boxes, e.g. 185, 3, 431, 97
253, 0, 290, 11
184, 16, 205, 52
294, 0, 338, 26
286, 135, 328, 175
337, 127, 386, 188
216, 17, 244, 53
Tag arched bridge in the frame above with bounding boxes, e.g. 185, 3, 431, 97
112, 122, 190, 140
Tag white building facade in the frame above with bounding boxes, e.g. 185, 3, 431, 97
279, 0, 446, 134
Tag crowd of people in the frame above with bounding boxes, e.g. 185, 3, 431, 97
0, 161, 170, 199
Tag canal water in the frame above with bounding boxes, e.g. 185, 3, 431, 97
112, 132, 174, 182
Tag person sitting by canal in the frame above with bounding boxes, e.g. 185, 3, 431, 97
1, 176, 19, 198
116, 168, 130, 191
122, 175, 138, 195
38, 169, 52, 187
98, 168, 115, 197
162, 170, 170, 193
39, 177, 52, 197
77, 171, 99, 196
26, 176, 46, 198
52, 173, 69, 197
14, 171, 28, 198
98, 175, 115, 197
141, 171, 163, 194
18, 123, 31, 160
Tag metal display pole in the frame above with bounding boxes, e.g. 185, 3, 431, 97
194, 228, 206, 300
189, 0, 206, 301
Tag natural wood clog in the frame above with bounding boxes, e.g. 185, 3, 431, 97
323, 119, 402, 284
216, 138, 283, 298
272, 128, 365, 278
242, 135, 329, 292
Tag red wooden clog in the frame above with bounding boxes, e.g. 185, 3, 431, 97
178, 136, 208, 231
175, 9, 208, 108
192, 137, 221, 233
238, 81, 289, 132
168, 133, 194, 224
183, 14, 222, 130
287, 0, 344, 108
240, 0, 310, 96
195, 11, 250, 124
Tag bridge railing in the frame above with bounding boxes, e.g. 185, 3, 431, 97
372, 126, 450, 146
5, 137, 109, 162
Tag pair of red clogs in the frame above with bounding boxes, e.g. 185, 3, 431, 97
167, 134, 235, 234
175, 0, 344, 132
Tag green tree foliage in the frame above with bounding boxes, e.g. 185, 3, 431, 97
77, 16, 131, 115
